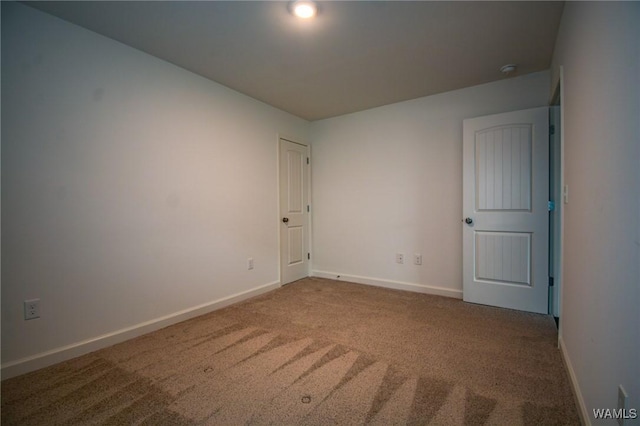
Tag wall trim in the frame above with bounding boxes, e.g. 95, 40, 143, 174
311, 270, 462, 299
1, 281, 281, 380
559, 335, 590, 425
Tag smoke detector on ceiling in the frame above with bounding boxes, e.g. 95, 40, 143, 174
500, 64, 518, 75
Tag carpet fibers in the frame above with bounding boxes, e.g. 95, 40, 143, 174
2, 278, 580, 425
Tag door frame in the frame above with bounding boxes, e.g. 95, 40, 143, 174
277, 134, 312, 285
550, 68, 566, 334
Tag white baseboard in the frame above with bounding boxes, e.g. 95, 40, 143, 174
1, 281, 281, 380
311, 270, 462, 299
559, 335, 590, 425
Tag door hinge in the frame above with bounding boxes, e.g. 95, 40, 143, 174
549, 277, 554, 287
548, 201, 555, 211
307, 205, 310, 212
307, 253, 310, 260
306, 157, 309, 164
549, 125, 555, 135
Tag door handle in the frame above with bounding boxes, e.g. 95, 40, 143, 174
464, 217, 473, 225
282, 217, 289, 223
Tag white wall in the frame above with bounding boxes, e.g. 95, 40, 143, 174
1, 3, 308, 376
310, 71, 550, 297
550, 2, 640, 423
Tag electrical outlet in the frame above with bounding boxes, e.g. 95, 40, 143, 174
24, 299, 40, 320
247, 258, 254, 270
396, 253, 404, 264
414, 254, 423, 265
618, 385, 628, 426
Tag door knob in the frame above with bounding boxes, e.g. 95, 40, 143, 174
464, 217, 473, 225
282, 217, 289, 223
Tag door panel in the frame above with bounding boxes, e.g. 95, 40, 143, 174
475, 232, 530, 285
279, 138, 309, 284
476, 125, 532, 211
463, 107, 548, 313
287, 226, 304, 265
287, 149, 304, 213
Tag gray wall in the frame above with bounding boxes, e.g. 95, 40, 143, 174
551, 2, 640, 422
310, 72, 550, 297
1, 2, 308, 374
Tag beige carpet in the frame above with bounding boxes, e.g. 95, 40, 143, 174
2, 277, 579, 425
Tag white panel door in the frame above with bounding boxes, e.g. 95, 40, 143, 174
279, 138, 309, 285
463, 107, 549, 313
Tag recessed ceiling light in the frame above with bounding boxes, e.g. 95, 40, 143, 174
291, 0, 317, 19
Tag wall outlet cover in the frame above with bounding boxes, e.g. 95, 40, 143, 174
24, 299, 41, 320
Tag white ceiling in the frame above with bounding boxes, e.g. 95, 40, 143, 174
27, 1, 565, 121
